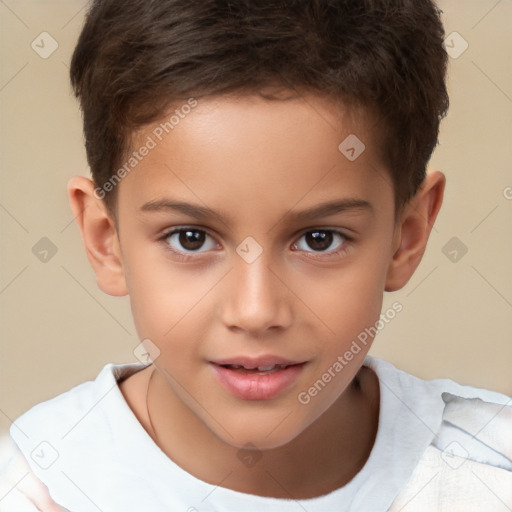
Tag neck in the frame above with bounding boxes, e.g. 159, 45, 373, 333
146, 365, 379, 499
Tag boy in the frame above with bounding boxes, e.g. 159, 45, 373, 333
1, 0, 511, 510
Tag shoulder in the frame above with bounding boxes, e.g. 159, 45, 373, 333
365, 355, 510, 402
366, 356, 511, 455
6, 362, 152, 511
10, 362, 148, 442
367, 357, 512, 510
390, 394, 512, 511
434, 392, 511, 470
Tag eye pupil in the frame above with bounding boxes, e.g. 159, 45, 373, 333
306, 231, 333, 251
179, 229, 205, 250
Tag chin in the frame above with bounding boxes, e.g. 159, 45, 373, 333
229, 434, 300, 452
209, 415, 307, 452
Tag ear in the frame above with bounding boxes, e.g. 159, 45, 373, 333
385, 171, 445, 292
67, 176, 128, 296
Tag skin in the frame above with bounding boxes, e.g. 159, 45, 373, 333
68, 92, 444, 499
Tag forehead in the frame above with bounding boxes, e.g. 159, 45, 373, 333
118, 93, 393, 223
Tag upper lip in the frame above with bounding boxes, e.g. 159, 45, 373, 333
210, 355, 306, 369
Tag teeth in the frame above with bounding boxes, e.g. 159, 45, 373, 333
224, 363, 290, 371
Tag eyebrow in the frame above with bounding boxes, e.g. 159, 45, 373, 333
140, 199, 223, 221
286, 198, 373, 222
139, 197, 373, 223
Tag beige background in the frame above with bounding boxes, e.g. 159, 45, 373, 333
1, 1, 511, 437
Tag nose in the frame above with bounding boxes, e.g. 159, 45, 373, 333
220, 253, 293, 335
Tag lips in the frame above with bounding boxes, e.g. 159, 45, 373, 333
210, 356, 306, 400
219, 363, 291, 375
211, 356, 303, 369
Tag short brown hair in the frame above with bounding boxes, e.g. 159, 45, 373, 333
70, 0, 449, 216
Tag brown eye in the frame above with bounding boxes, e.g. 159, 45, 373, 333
305, 231, 333, 251
179, 229, 205, 250
164, 228, 217, 253
293, 230, 346, 253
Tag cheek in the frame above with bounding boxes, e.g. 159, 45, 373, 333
292, 258, 387, 340
123, 247, 220, 342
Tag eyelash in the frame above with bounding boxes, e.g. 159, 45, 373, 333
158, 226, 353, 262
158, 227, 220, 262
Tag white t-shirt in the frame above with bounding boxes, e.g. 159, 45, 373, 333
1, 356, 511, 511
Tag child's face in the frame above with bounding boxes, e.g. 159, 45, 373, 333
109, 93, 400, 449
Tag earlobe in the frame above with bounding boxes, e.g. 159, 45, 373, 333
67, 176, 129, 297
385, 171, 445, 292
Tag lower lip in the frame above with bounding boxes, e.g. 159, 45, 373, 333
210, 363, 305, 400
